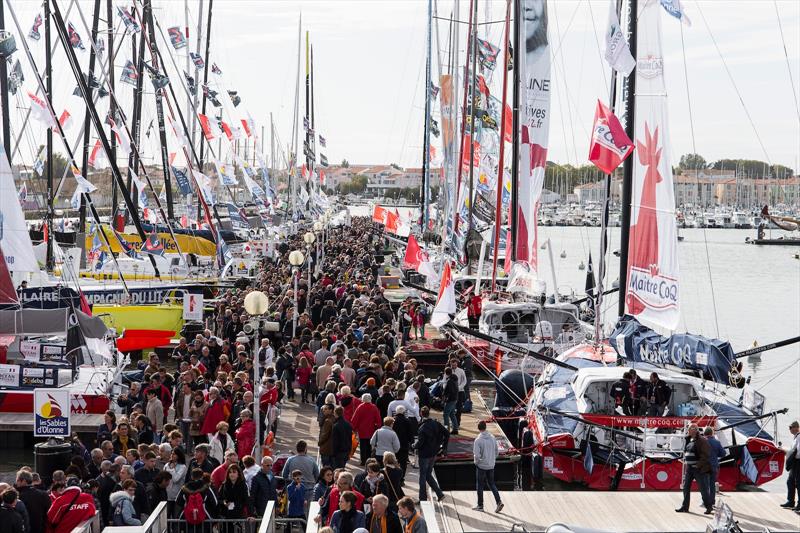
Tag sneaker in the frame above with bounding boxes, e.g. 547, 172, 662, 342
451, 430, 459, 435
675, 508, 689, 513
472, 505, 484, 511
438, 493, 446, 503
780, 502, 796, 508
704, 507, 713, 515
495, 503, 504, 513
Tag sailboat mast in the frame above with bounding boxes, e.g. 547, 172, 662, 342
45, 0, 54, 271
452, 0, 475, 237
128, 4, 147, 215
78, 0, 102, 267
617, 0, 638, 318
305, 31, 312, 201
466, 0, 479, 267
0, 1, 9, 160
191, 0, 204, 150
198, 0, 214, 173
509, 0, 521, 263
108, 0, 118, 220
421, 0, 432, 234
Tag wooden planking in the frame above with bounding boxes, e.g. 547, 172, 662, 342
436, 490, 800, 532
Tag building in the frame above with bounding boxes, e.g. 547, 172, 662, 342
573, 179, 621, 204
673, 175, 716, 207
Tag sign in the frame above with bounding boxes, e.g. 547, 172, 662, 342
0, 363, 20, 386
22, 367, 56, 388
20, 340, 40, 362
34, 388, 71, 437
582, 414, 717, 429
183, 293, 203, 321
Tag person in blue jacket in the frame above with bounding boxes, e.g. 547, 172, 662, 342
704, 427, 727, 507
287, 470, 307, 518
330, 491, 365, 533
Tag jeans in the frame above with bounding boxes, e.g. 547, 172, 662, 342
476, 467, 500, 508
334, 453, 349, 469
788, 462, 800, 504
359, 438, 372, 465
402, 327, 411, 345
681, 466, 712, 510
456, 391, 465, 425
321, 455, 335, 468
443, 401, 458, 431
709, 468, 719, 506
418, 456, 443, 501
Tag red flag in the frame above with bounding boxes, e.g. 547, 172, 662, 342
301, 165, 308, 180
241, 119, 252, 137
169, 152, 177, 165
42, 222, 49, 245
198, 113, 216, 141
386, 209, 400, 233
588, 99, 634, 174
79, 292, 92, 315
403, 235, 429, 270
431, 261, 456, 327
503, 103, 512, 143
58, 110, 73, 130
461, 134, 480, 172
88, 139, 103, 168
220, 121, 233, 141
319, 170, 326, 185
372, 205, 387, 224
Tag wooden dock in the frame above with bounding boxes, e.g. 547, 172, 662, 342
433, 490, 800, 532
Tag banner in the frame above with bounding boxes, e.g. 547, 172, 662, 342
515, 0, 551, 272
168, 26, 187, 49
625, 0, 680, 329
0, 363, 20, 387
604, 0, 636, 76
34, 388, 71, 437
1, 152, 39, 272
183, 293, 204, 321
589, 99, 634, 174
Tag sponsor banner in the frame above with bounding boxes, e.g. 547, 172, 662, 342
0, 363, 20, 387
515, 0, 551, 271
183, 293, 204, 321
85, 228, 216, 257
22, 367, 57, 388
583, 414, 717, 429
34, 388, 71, 437
20, 340, 40, 362
625, 0, 680, 329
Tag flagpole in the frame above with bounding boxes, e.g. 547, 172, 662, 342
197, 0, 213, 174
509, 0, 521, 263
127, 2, 147, 218
491, 0, 512, 293
45, 0, 54, 272
452, 0, 475, 238
420, 0, 432, 236
107, 0, 118, 225
0, 0, 10, 161
465, 0, 479, 272
617, 0, 638, 320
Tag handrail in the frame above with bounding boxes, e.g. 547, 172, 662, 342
258, 501, 276, 533
69, 510, 100, 533
420, 501, 441, 533
305, 502, 321, 533
141, 501, 168, 533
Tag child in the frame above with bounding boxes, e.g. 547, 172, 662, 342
286, 469, 306, 519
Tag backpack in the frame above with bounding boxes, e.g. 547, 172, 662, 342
184, 491, 207, 525
112, 500, 127, 526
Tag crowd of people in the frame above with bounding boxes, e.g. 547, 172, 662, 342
0, 217, 492, 533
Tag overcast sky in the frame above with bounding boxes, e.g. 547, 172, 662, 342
8, 0, 800, 172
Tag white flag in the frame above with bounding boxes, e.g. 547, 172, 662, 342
28, 92, 57, 129
430, 262, 456, 328
604, 0, 635, 76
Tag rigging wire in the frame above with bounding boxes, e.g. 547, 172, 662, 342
773, 0, 800, 128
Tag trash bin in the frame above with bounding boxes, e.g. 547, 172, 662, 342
34, 439, 73, 486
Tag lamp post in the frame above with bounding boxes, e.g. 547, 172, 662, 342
288, 250, 305, 337
303, 231, 316, 310
313, 222, 323, 276
243, 290, 268, 462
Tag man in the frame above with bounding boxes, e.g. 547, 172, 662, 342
176, 468, 218, 522
259, 339, 274, 371
449, 359, 467, 426
188, 444, 217, 474
46, 480, 96, 533
120, 465, 150, 519
704, 427, 726, 508
251, 456, 278, 517
392, 406, 416, 477
415, 407, 447, 502
352, 394, 382, 465
0, 488, 24, 533
134, 451, 160, 486
676, 424, 713, 515
281, 440, 320, 502
15, 469, 49, 533
211, 450, 239, 490
467, 292, 482, 329
397, 497, 428, 533
318, 405, 336, 467
472, 421, 503, 513
366, 494, 402, 533
627, 369, 647, 416
317, 357, 335, 393
315, 339, 332, 367
371, 417, 401, 465
609, 371, 633, 415
646, 372, 671, 416
96, 462, 118, 525
780, 420, 800, 511
87, 448, 104, 479
332, 406, 354, 469
442, 368, 459, 434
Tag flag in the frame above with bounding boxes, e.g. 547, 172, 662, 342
58, 110, 73, 130
212, 63, 222, 75
118, 6, 140, 33
214, 159, 237, 186
219, 121, 233, 141
68, 22, 85, 50
372, 205, 387, 224
583, 442, 594, 475
18, 182, 27, 205
430, 262, 456, 327
476, 38, 500, 71
739, 446, 758, 484
28, 92, 57, 128
107, 116, 132, 156
198, 113, 218, 141
301, 164, 308, 181
241, 119, 252, 137
386, 209, 400, 234
120, 60, 139, 85
190, 52, 205, 69
168, 26, 187, 49
403, 235, 429, 269
320, 154, 329, 167
29, 14, 42, 41
429, 82, 440, 99
90, 227, 103, 252
112, 227, 138, 258
172, 166, 193, 195
588, 99, 634, 175
142, 229, 164, 255
158, 184, 167, 203
303, 116, 309, 131
604, 0, 636, 76
88, 139, 105, 168
70, 168, 97, 209
33, 148, 45, 176
227, 90, 241, 107
659, 0, 691, 26
94, 251, 107, 271
8, 60, 24, 95
318, 135, 326, 148
142, 207, 157, 223
184, 71, 197, 95
585, 253, 596, 315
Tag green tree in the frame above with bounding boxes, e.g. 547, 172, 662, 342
36, 145, 70, 184
678, 153, 708, 170
341, 159, 350, 168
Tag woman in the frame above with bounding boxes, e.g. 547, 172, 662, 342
209, 421, 236, 465
97, 410, 116, 446
381, 452, 405, 511
110, 479, 142, 526
313, 467, 334, 502
189, 390, 209, 446
234, 409, 255, 458
134, 414, 155, 445
296, 357, 313, 404
164, 447, 187, 517
329, 491, 364, 533
218, 464, 249, 520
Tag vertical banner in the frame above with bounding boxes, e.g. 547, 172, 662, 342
183, 293, 204, 321
1, 151, 39, 272
34, 389, 71, 437
625, 0, 680, 329
515, 0, 551, 271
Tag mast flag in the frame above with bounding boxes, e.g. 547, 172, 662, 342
431, 261, 456, 327
624, 0, 680, 330
589, 100, 633, 175
604, 0, 636, 76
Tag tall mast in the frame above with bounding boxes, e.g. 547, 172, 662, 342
465, 0, 479, 270
45, 0, 54, 271
79, 0, 102, 267
452, 0, 475, 237
0, 1, 10, 160
127, 3, 147, 215
198, 0, 213, 173
509, 0, 521, 262
191, 0, 204, 150
304, 30, 312, 203
617, 0, 638, 318
108, 0, 118, 220
420, 0, 432, 234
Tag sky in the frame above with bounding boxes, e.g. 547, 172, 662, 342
6, 0, 800, 173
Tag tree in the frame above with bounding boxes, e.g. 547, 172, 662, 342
390, 163, 402, 171
341, 159, 350, 168
678, 153, 708, 170
36, 145, 71, 185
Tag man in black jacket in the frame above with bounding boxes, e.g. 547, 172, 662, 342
188, 444, 218, 474
609, 372, 633, 415
250, 456, 278, 517
647, 372, 671, 416
366, 494, 402, 533
415, 407, 447, 502
177, 469, 218, 521
392, 406, 416, 478
0, 489, 24, 533
332, 406, 354, 469
15, 470, 49, 533
95, 462, 119, 525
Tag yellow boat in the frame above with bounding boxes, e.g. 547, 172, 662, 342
93, 303, 185, 339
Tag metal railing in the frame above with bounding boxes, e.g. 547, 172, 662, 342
69, 510, 100, 533
165, 519, 260, 533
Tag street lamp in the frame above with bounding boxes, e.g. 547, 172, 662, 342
303, 232, 316, 310
288, 250, 305, 337
243, 290, 268, 462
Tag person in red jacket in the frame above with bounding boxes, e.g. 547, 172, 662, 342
234, 409, 256, 458
338, 386, 361, 424
259, 379, 279, 410
315, 471, 365, 526
351, 394, 382, 466
201, 387, 230, 437
47, 483, 96, 533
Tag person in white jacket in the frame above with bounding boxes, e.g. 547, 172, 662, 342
209, 421, 236, 465
163, 447, 187, 517
472, 421, 503, 513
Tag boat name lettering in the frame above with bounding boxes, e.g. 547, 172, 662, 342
85, 289, 170, 305
620, 473, 642, 480
637, 340, 696, 368
628, 268, 678, 308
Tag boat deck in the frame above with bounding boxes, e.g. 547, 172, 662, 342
434, 490, 800, 532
